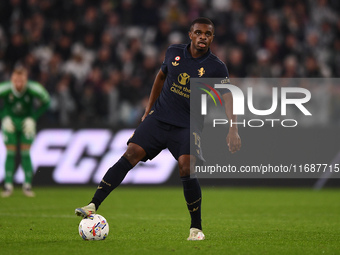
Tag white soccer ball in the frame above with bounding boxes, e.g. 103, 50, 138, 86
78, 214, 109, 241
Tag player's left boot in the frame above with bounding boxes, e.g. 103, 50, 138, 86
22, 183, 35, 197
187, 228, 205, 240
1, 183, 14, 198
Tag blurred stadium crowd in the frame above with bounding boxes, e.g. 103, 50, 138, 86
0, 0, 339, 126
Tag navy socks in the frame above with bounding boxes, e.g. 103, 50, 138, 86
91, 156, 133, 210
90, 157, 202, 231
181, 175, 202, 230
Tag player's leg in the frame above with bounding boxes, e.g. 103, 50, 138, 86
20, 144, 35, 197
75, 116, 167, 218
75, 142, 147, 217
178, 155, 205, 240
91, 142, 146, 209
167, 126, 204, 240
2, 145, 16, 197
20, 127, 36, 197
1, 129, 17, 197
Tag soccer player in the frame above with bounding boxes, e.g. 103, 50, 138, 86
75, 17, 241, 240
0, 67, 50, 197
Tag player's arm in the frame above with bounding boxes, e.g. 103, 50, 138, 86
29, 82, 51, 120
32, 95, 50, 120
141, 69, 167, 121
0, 82, 8, 115
0, 82, 15, 133
0, 81, 11, 119
222, 92, 241, 153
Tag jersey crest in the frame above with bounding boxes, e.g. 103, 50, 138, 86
198, 67, 205, 77
8, 93, 14, 102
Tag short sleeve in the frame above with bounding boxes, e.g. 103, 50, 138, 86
216, 63, 230, 78
28, 81, 50, 103
215, 64, 231, 95
161, 48, 170, 75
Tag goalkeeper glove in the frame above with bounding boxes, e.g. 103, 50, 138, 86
2, 116, 15, 133
22, 117, 36, 138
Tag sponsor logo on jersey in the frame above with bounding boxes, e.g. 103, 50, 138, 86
172, 61, 179, 66
220, 78, 230, 84
178, 73, 190, 85
13, 102, 23, 113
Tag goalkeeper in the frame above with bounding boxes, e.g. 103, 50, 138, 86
0, 67, 50, 197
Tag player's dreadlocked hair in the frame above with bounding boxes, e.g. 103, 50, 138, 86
190, 17, 215, 32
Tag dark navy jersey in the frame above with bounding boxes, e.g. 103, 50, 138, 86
151, 44, 230, 128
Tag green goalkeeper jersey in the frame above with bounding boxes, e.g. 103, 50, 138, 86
0, 81, 50, 121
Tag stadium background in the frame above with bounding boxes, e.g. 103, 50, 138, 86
0, 0, 340, 187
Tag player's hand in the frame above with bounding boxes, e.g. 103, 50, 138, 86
141, 109, 152, 122
141, 114, 147, 122
2, 116, 15, 133
226, 129, 241, 154
22, 117, 36, 138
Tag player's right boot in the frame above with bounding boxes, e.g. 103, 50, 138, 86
1, 183, 13, 198
187, 228, 205, 240
75, 203, 96, 218
22, 183, 35, 197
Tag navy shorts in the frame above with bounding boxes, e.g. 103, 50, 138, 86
128, 116, 203, 161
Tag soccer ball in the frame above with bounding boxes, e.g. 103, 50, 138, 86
78, 214, 109, 240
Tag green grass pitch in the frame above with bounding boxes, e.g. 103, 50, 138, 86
0, 186, 339, 255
